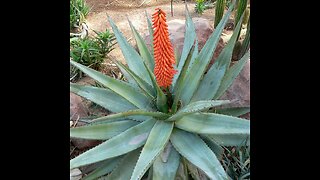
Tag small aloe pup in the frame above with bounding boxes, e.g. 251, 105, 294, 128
70, 2, 250, 180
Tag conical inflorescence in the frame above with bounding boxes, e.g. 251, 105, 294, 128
152, 8, 177, 88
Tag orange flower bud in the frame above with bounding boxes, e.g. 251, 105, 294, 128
152, 8, 177, 88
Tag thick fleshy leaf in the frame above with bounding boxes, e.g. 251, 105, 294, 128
91, 110, 169, 124
207, 134, 250, 146
214, 51, 250, 99
70, 60, 154, 110
70, 118, 156, 169
128, 19, 155, 72
113, 59, 139, 87
143, 61, 168, 113
170, 129, 228, 179
168, 100, 231, 121
175, 113, 250, 135
179, 3, 235, 105
82, 156, 122, 180
70, 120, 139, 140
113, 59, 155, 98
200, 135, 224, 160
146, 11, 154, 56
171, 46, 196, 113
108, 16, 152, 85
191, 13, 244, 102
131, 121, 174, 180
70, 84, 137, 113
106, 148, 141, 180
213, 107, 250, 117
172, 4, 196, 87
153, 142, 180, 180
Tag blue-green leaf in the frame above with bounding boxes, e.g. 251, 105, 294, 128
70, 60, 154, 110
82, 156, 122, 180
128, 18, 155, 72
70, 84, 137, 113
171, 129, 228, 179
108, 16, 153, 85
131, 121, 174, 180
207, 134, 250, 146
153, 142, 180, 180
70, 118, 156, 169
214, 51, 250, 99
106, 148, 141, 179
175, 113, 250, 135
191, 13, 244, 102
70, 120, 139, 140
179, 3, 235, 105
213, 107, 250, 117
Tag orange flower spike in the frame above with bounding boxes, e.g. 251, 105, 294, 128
152, 8, 177, 88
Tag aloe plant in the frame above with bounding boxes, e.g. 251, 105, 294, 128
70, 2, 250, 179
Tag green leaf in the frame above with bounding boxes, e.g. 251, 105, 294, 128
108, 16, 153, 85
70, 60, 154, 110
112, 59, 155, 98
82, 156, 122, 180
168, 100, 230, 121
70, 118, 156, 169
143, 61, 168, 113
131, 121, 174, 180
91, 110, 169, 124
70, 84, 137, 113
145, 11, 154, 56
191, 13, 244, 102
106, 148, 141, 180
207, 134, 250, 146
172, 4, 196, 87
170, 129, 228, 179
179, 3, 235, 105
153, 142, 180, 180
175, 113, 250, 135
213, 107, 250, 117
200, 135, 224, 160
186, 160, 209, 180
128, 18, 155, 72
171, 45, 196, 113
70, 120, 139, 140
214, 51, 250, 99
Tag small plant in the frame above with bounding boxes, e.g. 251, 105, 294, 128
195, 0, 206, 14
70, 2, 249, 179
222, 144, 250, 179
70, 29, 116, 81
70, 0, 89, 29
214, 0, 226, 28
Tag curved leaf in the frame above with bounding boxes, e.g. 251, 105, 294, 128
128, 18, 155, 72
207, 134, 250, 146
172, 4, 196, 88
108, 16, 152, 85
146, 11, 154, 56
213, 107, 250, 117
179, 3, 235, 105
214, 51, 250, 99
91, 110, 169, 124
168, 100, 230, 121
70, 118, 156, 169
70, 60, 154, 110
131, 121, 174, 180
106, 148, 141, 180
143, 61, 168, 113
191, 13, 244, 102
200, 135, 224, 160
113, 59, 155, 98
153, 142, 180, 180
170, 129, 228, 180
82, 156, 122, 180
175, 113, 250, 135
70, 120, 139, 140
70, 84, 137, 113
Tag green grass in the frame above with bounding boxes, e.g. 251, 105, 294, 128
70, 0, 89, 29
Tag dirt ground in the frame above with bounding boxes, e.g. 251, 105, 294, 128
83, 0, 234, 65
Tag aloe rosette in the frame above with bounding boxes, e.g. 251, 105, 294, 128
70, 3, 250, 180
